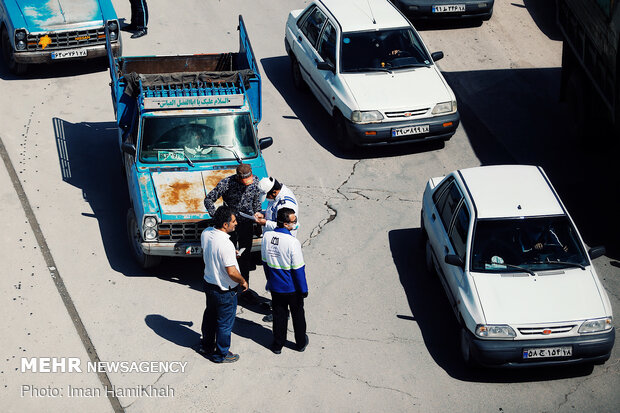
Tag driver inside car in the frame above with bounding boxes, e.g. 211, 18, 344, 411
183, 130, 213, 157
517, 225, 569, 254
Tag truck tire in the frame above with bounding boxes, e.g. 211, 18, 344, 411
1, 28, 27, 75
291, 56, 307, 91
127, 208, 162, 269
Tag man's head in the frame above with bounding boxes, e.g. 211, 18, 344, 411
236, 164, 253, 186
258, 176, 282, 201
213, 206, 237, 233
276, 207, 297, 230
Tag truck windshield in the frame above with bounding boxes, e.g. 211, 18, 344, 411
139, 113, 258, 164
340, 28, 431, 73
470, 216, 589, 273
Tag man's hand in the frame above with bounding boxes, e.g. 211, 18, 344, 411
300, 291, 308, 298
239, 279, 249, 292
534, 242, 543, 251
254, 212, 264, 219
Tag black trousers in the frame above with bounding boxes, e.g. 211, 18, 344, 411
271, 292, 306, 349
129, 0, 149, 29
230, 219, 254, 282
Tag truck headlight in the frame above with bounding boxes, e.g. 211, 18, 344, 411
15, 30, 26, 41
144, 216, 157, 228
144, 228, 157, 240
579, 317, 612, 334
475, 324, 516, 338
431, 100, 457, 115
15, 30, 27, 50
107, 20, 119, 41
351, 110, 384, 124
16, 40, 27, 50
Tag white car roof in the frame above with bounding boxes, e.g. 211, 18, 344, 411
319, 0, 409, 32
459, 165, 565, 219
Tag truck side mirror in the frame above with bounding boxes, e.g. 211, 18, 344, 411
588, 246, 606, 260
259, 137, 273, 150
121, 141, 136, 156
445, 254, 464, 268
431, 51, 444, 62
316, 60, 335, 72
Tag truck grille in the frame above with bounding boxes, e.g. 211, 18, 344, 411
518, 325, 576, 336
26, 27, 107, 51
158, 220, 212, 242
385, 108, 429, 118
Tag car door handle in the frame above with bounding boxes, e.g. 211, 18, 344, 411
431, 213, 436, 221
298, 35, 302, 42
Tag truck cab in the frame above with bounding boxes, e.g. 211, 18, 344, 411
107, 16, 272, 268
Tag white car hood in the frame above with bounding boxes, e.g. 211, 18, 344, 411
340, 67, 451, 111
472, 267, 606, 325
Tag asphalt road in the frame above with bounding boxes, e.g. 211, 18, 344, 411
1, 0, 619, 412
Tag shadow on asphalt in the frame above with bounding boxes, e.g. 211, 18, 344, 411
260, 55, 448, 160
233, 317, 274, 350
389, 227, 596, 382
145, 315, 199, 348
0, 56, 108, 81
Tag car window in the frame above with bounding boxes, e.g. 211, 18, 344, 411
299, 7, 327, 47
432, 176, 454, 205
435, 180, 463, 232
449, 203, 470, 260
317, 22, 337, 66
340, 28, 431, 72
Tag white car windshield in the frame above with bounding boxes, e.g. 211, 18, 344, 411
340, 28, 431, 72
139, 114, 257, 164
471, 216, 589, 272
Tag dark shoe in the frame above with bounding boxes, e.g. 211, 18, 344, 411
195, 345, 214, 360
213, 351, 239, 363
270, 344, 282, 355
262, 313, 273, 322
297, 334, 309, 352
131, 28, 147, 39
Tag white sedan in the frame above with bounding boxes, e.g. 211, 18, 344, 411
421, 165, 615, 367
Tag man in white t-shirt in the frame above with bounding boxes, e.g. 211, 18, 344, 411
198, 206, 248, 363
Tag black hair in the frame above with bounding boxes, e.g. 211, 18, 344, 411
276, 207, 295, 228
213, 206, 235, 229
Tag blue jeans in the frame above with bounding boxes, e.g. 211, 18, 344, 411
201, 282, 238, 362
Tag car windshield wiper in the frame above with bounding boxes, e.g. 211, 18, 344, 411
202, 144, 242, 164
152, 148, 194, 167
481, 261, 535, 276
344, 67, 392, 74
392, 63, 430, 70
528, 260, 586, 271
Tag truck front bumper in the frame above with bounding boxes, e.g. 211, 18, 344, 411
140, 237, 262, 257
13, 42, 121, 64
344, 112, 460, 146
467, 328, 615, 368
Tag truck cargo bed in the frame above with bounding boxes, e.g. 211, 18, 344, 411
118, 52, 246, 76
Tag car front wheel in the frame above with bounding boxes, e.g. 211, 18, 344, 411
425, 239, 436, 276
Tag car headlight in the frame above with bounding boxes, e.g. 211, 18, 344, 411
16, 40, 27, 51
144, 216, 157, 228
144, 228, 157, 240
579, 317, 612, 334
475, 324, 516, 338
431, 100, 457, 115
107, 20, 119, 41
15, 30, 27, 41
351, 110, 384, 124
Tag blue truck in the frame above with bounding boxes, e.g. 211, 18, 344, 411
107, 15, 272, 268
0, 0, 121, 74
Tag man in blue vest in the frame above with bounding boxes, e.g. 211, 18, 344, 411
261, 208, 309, 354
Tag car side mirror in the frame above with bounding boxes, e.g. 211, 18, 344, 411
121, 141, 136, 156
259, 137, 273, 150
316, 60, 335, 72
431, 51, 444, 62
588, 246, 606, 260
445, 254, 464, 268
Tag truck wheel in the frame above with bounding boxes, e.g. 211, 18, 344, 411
291, 57, 307, 91
1, 28, 27, 75
425, 239, 437, 277
126, 208, 161, 269
333, 113, 354, 151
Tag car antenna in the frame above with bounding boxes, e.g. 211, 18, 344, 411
366, 0, 376, 24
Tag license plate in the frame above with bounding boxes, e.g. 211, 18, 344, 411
432, 4, 466, 13
392, 125, 429, 137
51, 49, 87, 60
522, 346, 572, 359
185, 246, 202, 255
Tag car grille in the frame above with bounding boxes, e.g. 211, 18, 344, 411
385, 108, 429, 118
158, 220, 212, 242
26, 27, 107, 51
518, 325, 576, 336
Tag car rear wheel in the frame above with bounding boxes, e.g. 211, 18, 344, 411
291, 57, 306, 91
127, 208, 162, 269
1, 28, 27, 75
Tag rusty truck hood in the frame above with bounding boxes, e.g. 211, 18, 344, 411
150, 169, 234, 219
